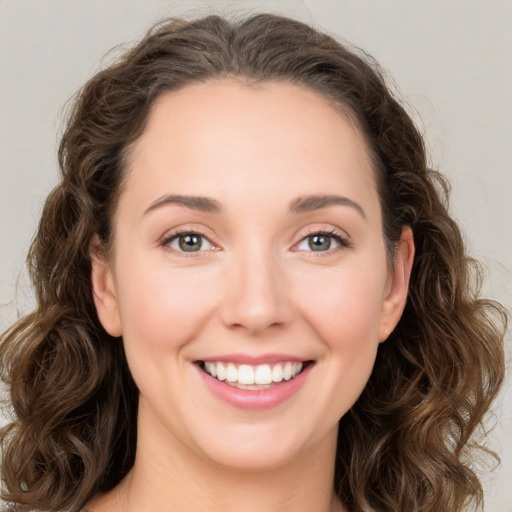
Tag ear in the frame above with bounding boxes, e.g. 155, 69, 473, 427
90, 235, 122, 337
378, 226, 415, 342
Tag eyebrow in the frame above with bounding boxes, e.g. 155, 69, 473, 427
289, 194, 366, 219
144, 194, 223, 215
144, 193, 365, 219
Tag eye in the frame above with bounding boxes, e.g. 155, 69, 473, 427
295, 229, 349, 253
163, 231, 215, 253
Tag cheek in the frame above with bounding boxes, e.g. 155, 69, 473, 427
114, 262, 221, 408
295, 260, 388, 343
115, 258, 219, 353
284, 262, 386, 428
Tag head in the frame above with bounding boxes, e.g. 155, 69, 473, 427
1, 13, 505, 512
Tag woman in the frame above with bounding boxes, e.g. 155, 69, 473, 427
0, 13, 506, 512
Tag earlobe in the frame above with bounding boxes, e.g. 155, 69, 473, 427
90, 236, 122, 337
379, 226, 415, 342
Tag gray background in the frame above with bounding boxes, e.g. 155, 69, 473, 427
0, 1, 510, 510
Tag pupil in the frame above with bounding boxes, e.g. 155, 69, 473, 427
309, 235, 331, 251
179, 234, 202, 252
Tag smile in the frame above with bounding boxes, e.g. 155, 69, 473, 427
200, 361, 304, 389
195, 357, 314, 409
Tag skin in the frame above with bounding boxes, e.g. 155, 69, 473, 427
89, 80, 414, 512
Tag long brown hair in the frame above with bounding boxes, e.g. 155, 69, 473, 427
0, 13, 506, 512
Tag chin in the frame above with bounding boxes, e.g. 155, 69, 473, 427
204, 444, 300, 473
191, 422, 322, 473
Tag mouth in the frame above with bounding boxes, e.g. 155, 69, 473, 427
196, 360, 313, 390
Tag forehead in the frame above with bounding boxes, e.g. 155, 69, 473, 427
122, 79, 378, 217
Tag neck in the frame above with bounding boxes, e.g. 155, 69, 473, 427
123, 458, 343, 512
103, 408, 345, 512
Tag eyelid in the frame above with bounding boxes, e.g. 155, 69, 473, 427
293, 227, 351, 253
160, 228, 219, 255
159, 225, 351, 256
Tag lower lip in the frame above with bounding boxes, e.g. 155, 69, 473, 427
195, 363, 313, 410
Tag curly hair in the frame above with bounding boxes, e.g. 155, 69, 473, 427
0, 13, 506, 512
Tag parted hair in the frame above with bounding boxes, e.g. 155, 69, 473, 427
0, 13, 506, 512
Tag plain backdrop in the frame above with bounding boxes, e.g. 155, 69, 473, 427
0, 1, 511, 510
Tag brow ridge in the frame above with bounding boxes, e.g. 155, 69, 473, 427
144, 194, 222, 214
144, 193, 365, 218
289, 194, 366, 218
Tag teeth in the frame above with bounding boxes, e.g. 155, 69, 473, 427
204, 362, 217, 378
272, 364, 283, 382
254, 364, 272, 385
215, 362, 226, 381
202, 361, 304, 385
238, 365, 255, 385
283, 362, 293, 380
226, 363, 237, 382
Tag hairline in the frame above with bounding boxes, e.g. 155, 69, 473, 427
104, 76, 392, 263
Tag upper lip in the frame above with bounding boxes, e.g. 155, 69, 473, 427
197, 353, 312, 365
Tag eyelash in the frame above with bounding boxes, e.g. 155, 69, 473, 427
160, 228, 351, 256
298, 228, 351, 255
160, 229, 216, 257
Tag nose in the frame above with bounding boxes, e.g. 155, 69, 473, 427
219, 244, 294, 336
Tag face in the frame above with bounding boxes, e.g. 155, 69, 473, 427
92, 80, 413, 472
